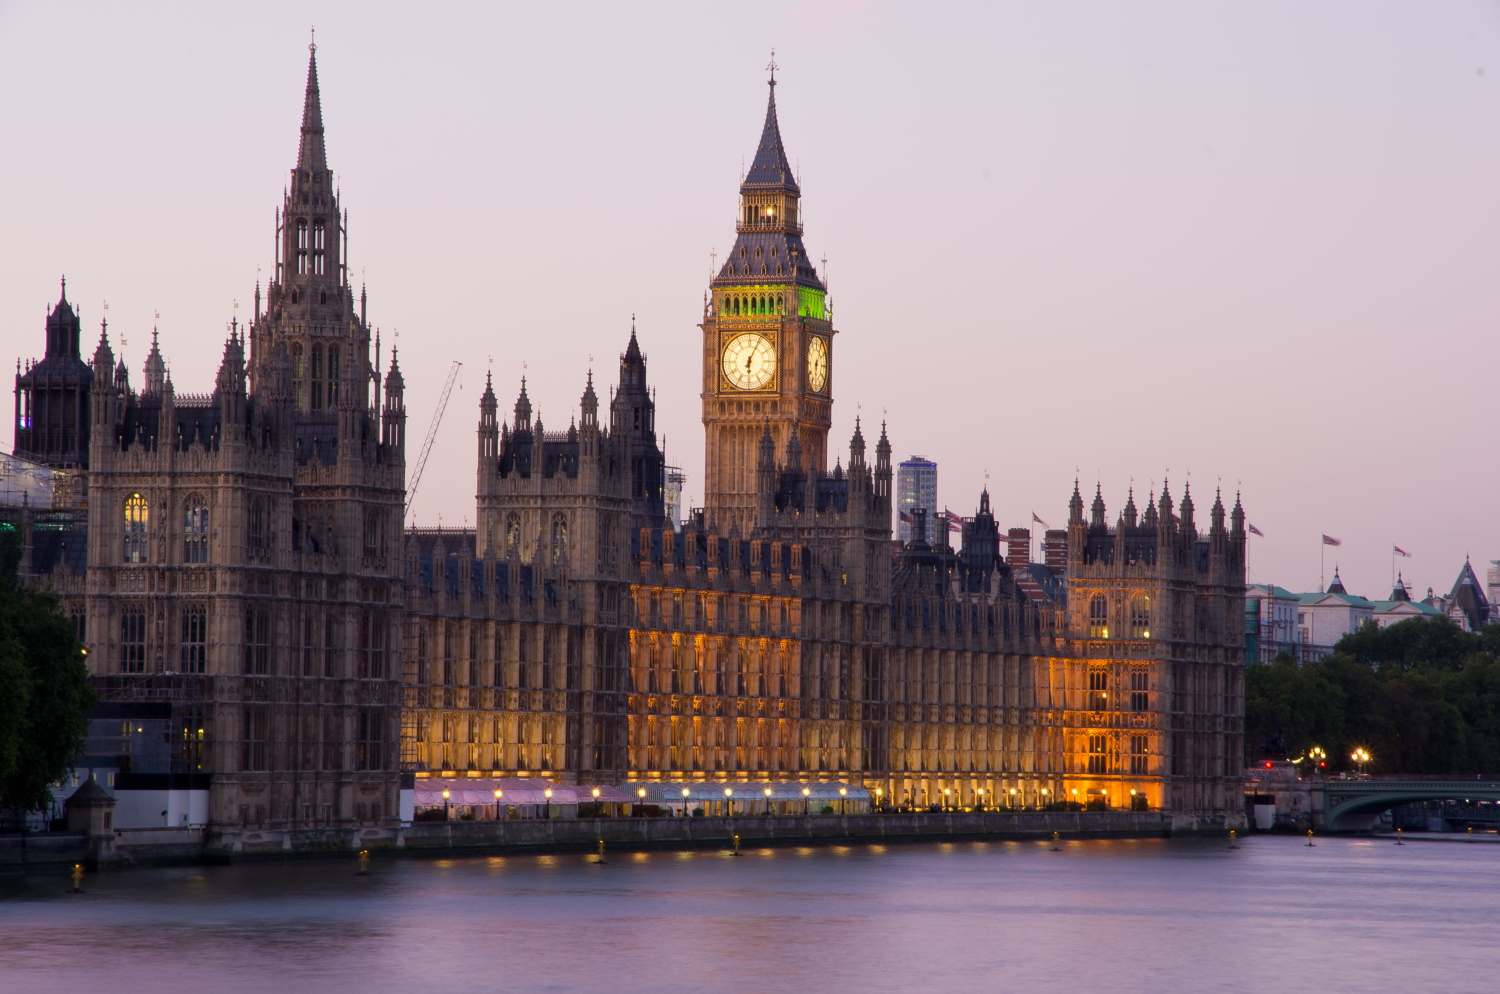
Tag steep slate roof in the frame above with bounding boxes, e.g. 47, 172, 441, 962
298, 45, 326, 173
742, 79, 799, 193
1447, 557, 1491, 630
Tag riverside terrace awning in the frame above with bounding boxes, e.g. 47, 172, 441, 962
621, 780, 870, 814
413, 779, 636, 808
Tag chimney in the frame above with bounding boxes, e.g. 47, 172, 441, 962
1043, 529, 1068, 576
1006, 527, 1030, 566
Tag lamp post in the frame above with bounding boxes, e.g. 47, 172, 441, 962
764, 787, 773, 817
942, 787, 950, 812
591, 787, 600, 818
637, 786, 647, 817
544, 787, 553, 821
976, 787, 986, 812
494, 788, 503, 821
1009, 788, 1016, 811
875, 787, 883, 813
682, 788, 691, 818
1040, 787, 1050, 811
442, 788, 451, 822
1129, 788, 1137, 812
1071, 788, 1079, 810
1351, 748, 1371, 777
839, 786, 847, 816
803, 786, 811, 817
1308, 745, 1327, 781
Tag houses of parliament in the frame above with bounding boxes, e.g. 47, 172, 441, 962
7, 48, 1248, 847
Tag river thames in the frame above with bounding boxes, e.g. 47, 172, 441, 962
2, 835, 1496, 993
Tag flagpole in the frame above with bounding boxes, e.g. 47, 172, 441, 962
1320, 538, 1325, 592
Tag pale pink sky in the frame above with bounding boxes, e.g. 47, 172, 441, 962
3, 1, 1498, 601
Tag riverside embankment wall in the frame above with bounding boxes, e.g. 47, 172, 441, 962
3, 810, 1173, 871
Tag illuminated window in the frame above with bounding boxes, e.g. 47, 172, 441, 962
1130, 594, 1151, 638
506, 513, 521, 557
1088, 668, 1108, 710
1087, 734, 1108, 774
1130, 733, 1149, 775
124, 493, 148, 563
1088, 593, 1108, 638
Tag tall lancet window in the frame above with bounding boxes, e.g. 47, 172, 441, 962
311, 346, 323, 410
291, 344, 305, 410
296, 220, 308, 275
328, 347, 340, 407
124, 493, 149, 563
312, 220, 326, 275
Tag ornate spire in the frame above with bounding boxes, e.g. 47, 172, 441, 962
298, 41, 326, 172
1090, 482, 1106, 528
742, 56, 799, 195
514, 377, 532, 429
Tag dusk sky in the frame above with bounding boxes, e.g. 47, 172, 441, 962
3, 1, 1498, 601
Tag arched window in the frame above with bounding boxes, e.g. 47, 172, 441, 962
328, 347, 340, 406
296, 219, 308, 274
733, 296, 741, 316
184, 496, 209, 563
124, 493, 149, 563
121, 609, 147, 672
1130, 595, 1151, 639
1088, 593, 1108, 639
248, 497, 268, 554
310, 346, 324, 409
551, 514, 568, 566
182, 604, 207, 673
291, 343, 305, 410
312, 219, 326, 275
505, 513, 521, 557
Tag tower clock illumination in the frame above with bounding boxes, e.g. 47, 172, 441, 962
806, 336, 828, 393
723, 333, 776, 390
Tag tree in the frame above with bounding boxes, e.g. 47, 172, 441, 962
0, 525, 95, 814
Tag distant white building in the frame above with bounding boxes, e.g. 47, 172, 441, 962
1296, 569, 1374, 661
897, 455, 937, 544
1370, 573, 1443, 628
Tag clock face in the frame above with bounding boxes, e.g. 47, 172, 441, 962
722, 333, 776, 390
806, 336, 828, 393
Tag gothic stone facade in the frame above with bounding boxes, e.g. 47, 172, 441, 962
12, 55, 1247, 838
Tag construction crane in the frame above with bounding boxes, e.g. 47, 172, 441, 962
404, 359, 462, 520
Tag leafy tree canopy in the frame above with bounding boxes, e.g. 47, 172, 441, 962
0, 525, 95, 813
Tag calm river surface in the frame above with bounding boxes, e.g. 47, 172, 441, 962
2, 835, 1497, 993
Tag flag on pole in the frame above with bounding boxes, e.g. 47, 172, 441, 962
899, 509, 913, 524
1394, 545, 1411, 558
1322, 534, 1341, 547
944, 509, 963, 532
1248, 524, 1264, 537
1032, 512, 1048, 528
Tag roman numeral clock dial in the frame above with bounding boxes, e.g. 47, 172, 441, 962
806, 335, 828, 393
722, 333, 776, 390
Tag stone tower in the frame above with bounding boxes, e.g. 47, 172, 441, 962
701, 68, 833, 535
14, 279, 94, 470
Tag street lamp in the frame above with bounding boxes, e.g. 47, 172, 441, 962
1009, 788, 1016, 811
839, 786, 847, 815
802, 786, 811, 817
875, 787, 883, 812
544, 787, 553, 820
591, 787, 600, 818
1308, 745, 1328, 780
1351, 748, 1371, 776
764, 787, 773, 817
442, 788, 451, 822
1040, 788, 1050, 810
724, 787, 733, 820
942, 787, 951, 812
494, 788, 503, 821
1071, 788, 1079, 809
683, 788, 691, 818
637, 786, 647, 816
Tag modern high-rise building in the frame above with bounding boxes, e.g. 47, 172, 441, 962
897, 456, 937, 544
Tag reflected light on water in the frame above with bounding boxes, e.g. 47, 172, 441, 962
1, 836, 1495, 994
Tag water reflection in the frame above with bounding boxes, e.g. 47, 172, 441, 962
2, 836, 1497, 993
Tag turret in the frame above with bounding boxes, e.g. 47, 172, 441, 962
1089, 483, 1106, 529
478, 371, 498, 462
216, 330, 247, 444
382, 348, 405, 455
756, 419, 776, 526
514, 378, 532, 433
874, 421, 891, 508
143, 329, 165, 397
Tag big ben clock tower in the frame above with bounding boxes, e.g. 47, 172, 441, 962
702, 62, 833, 534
